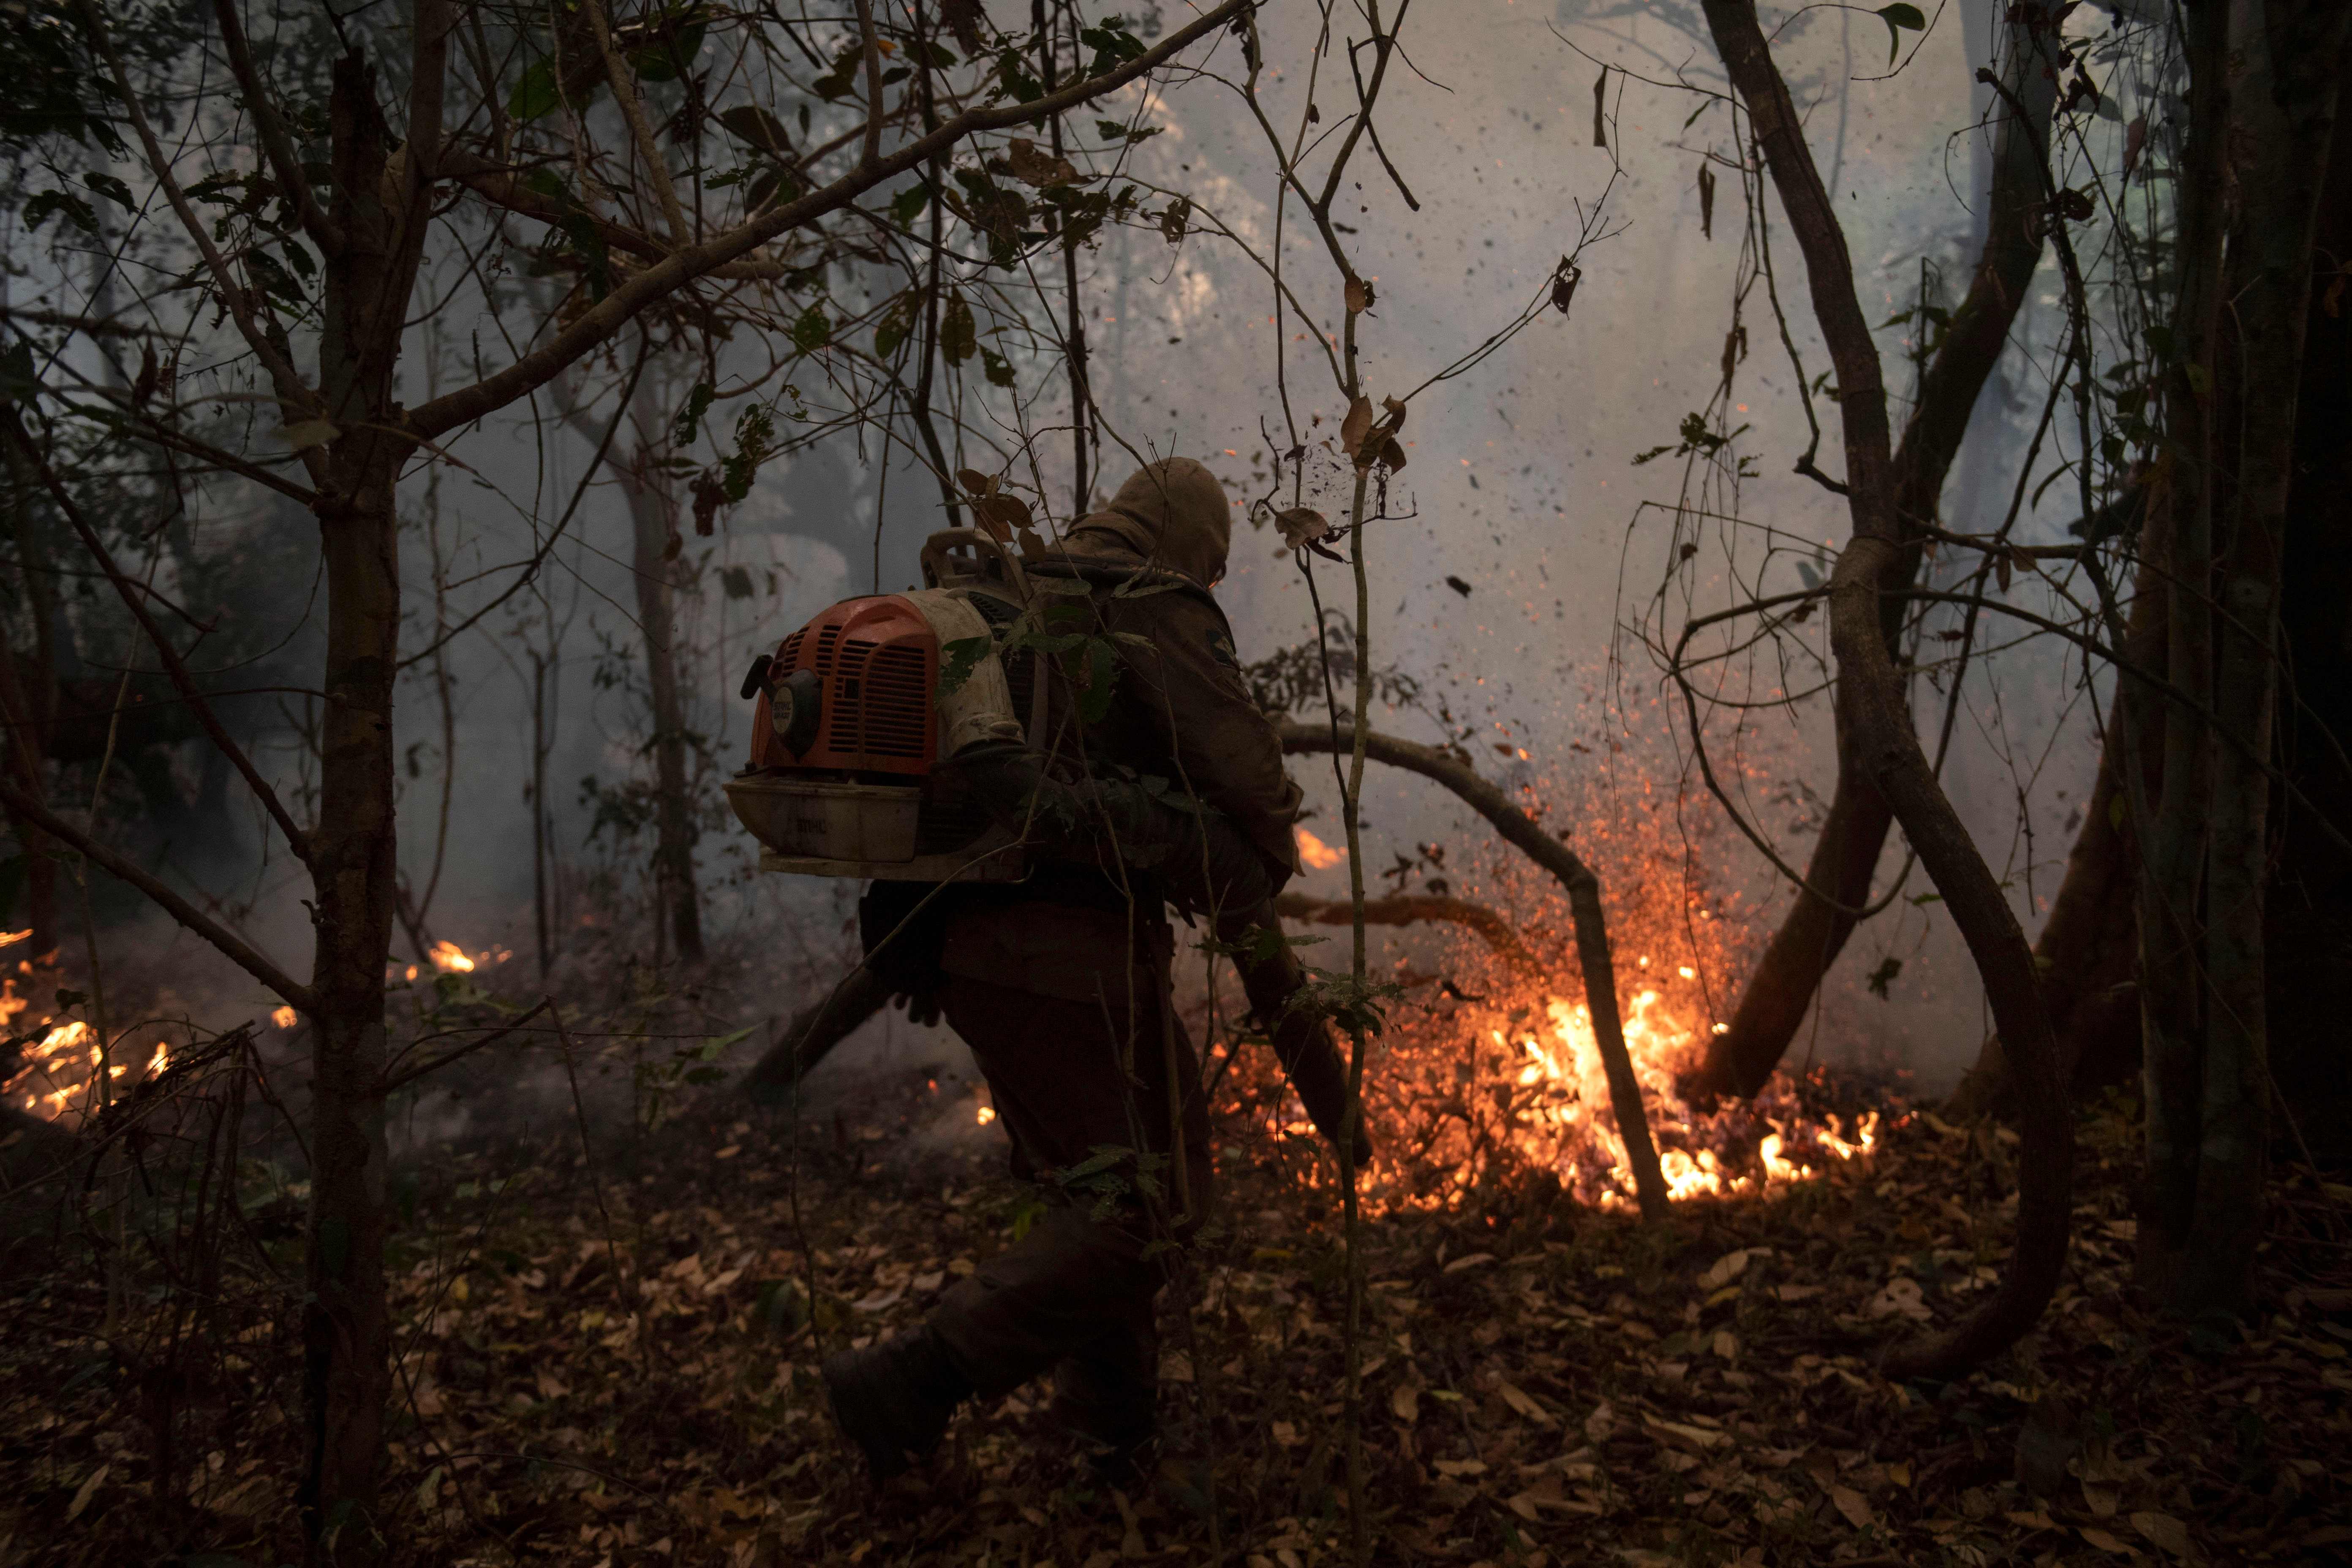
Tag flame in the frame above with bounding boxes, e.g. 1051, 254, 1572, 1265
0, 929, 30, 948
427, 941, 475, 974
271, 1006, 299, 1029
1296, 827, 1346, 870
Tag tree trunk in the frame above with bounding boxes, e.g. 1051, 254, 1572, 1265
2172, 0, 2346, 1318
2267, 51, 2352, 1160
1689, 3, 2064, 1101
298, 37, 438, 1554
2132, 1, 2231, 1303
618, 384, 704, 965
1, 436, 59, 960
1700, 0, 2071, 1380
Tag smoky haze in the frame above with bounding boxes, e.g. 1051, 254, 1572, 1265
30, 0, 2108, 1102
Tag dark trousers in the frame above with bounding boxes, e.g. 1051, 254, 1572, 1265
926, 969, 1213, 1434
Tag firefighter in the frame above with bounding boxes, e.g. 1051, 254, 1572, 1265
821, 457, 1355, 1481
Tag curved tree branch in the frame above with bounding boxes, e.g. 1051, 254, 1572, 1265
1275, 890, 1541, 978
1274, 719, 1670, 1222
1699, 0, 2069, 1381
1689, 2, 2066, 1103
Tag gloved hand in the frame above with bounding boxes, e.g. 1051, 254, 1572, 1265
1218, 899, 1375, 1169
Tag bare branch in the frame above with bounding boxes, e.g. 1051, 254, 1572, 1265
406, 0, 1252, 443
2, 408, 313, 864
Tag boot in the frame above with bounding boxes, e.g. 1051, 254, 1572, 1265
822, 1326, 969, 1480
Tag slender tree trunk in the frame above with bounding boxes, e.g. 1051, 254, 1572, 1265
1, 437, 58, 959
2267, 60, 2352, 1159
2135, 0, 2232, 1300
1690, 3, 2064, 1100
2174, 0, 2346, 1317
298, 31, 444, 1552
619, 386, 704, 964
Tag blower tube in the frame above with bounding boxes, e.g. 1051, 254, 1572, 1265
940, 742, 1373, 1165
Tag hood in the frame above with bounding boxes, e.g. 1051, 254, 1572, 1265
1062, 457, 1233, 588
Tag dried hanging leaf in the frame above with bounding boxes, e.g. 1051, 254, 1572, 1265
1345, 276, 1372, 315
972, 493, 1032, 542
1016, 527, 1047, 561
1005, 137, 1079, 188
1160, 196, 1190, 245
1274, 507, 1329, 549
1340, 395, 1373, 460
1390, 1383, 1419, 1424
1996, 550, 2014, 592
956, 468, 999, 498
1378, 436, 1407, 471
1698, 163, 1717, 240
1592, 67, 1608, 147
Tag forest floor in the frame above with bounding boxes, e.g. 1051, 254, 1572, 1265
4, 1069, 2351, 1567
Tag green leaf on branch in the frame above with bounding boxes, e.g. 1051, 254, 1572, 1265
1875, 3, 1925, 67
889, 182, 931, 227
938, 635, 991, 697
672, 381, 715, 446
509, 59, 563, 122
789, 303, 830, 354
1865, 956, 1904, 999
940, 291, 976, 365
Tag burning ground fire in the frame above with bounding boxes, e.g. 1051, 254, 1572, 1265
1, 968, 172, 1127
1242, 774, 1892, 1212
4, 931, 512, 1125
397, 939, 513, 983
1490, 985, 1877, 1206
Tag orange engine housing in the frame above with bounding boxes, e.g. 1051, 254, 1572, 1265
749, 595, 938, 776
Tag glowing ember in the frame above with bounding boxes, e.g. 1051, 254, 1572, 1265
271, 1006, 299, 1029
976, 1105, 996, 1126
1296, 827, 1346, 869
0, 929, 30, 948
427, 941, 476, 973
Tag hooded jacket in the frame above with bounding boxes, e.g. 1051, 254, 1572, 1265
1052, 459, 1302, 875
935, 458, 1305, 998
